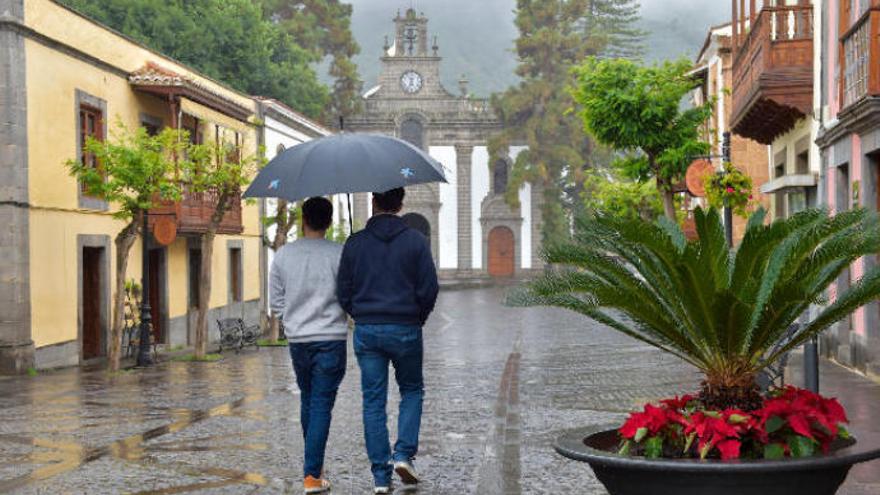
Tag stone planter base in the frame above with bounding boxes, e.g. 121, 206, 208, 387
555, 427, 880, 495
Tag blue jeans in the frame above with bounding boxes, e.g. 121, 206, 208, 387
354, 324, 424, 486
289, 340, 347, 478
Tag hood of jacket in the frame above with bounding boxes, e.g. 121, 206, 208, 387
365, 214, 409, 243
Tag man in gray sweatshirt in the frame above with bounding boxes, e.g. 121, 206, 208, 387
269, 197, 347, 494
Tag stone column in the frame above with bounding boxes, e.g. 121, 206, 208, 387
0, 0, 35, 373
530, 182, 545, 271
455, 145, 473, 271
352, 192, 369, 231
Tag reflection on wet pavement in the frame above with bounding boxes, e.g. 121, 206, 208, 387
1, 288, 878, 494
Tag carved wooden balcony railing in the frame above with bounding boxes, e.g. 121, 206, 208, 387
730, 5, 814, 145
841, 6, 880, 109
149, 186, 244, 236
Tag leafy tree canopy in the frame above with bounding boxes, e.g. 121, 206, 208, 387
583, 167, 663, 222
260, 0, 363, 123
572, 57, 712, 219
61, 0, 331, 119
490, 0, 646, 245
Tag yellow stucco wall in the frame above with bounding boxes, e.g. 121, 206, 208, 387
23, 0, 262, 350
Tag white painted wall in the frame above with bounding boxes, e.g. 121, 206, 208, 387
471, 146, 490, 269
430, 146, 458, 269
510, 146, 530, 269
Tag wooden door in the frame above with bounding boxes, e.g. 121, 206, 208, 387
149, 248, 164, 344
82, 248, 103, 359
488, 227, 515, 277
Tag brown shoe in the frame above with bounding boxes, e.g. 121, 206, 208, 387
303, 475, 331, 494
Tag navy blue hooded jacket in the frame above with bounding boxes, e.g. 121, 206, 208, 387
337, 214, 439, 326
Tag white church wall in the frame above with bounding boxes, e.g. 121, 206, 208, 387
471, 146, 490, 269
510, 146, 531, 269
429, 146, 458, 269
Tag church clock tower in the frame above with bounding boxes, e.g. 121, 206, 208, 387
347, 8, 544, 277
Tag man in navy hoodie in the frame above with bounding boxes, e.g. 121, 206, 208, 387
337, 187, 439, 494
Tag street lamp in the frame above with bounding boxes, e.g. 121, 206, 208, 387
136, 208, 153, 367
721, 131, 734, 248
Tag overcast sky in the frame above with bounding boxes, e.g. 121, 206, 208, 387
341, 0, 731, 95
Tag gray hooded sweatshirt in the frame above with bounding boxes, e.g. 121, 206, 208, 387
269, 238, 348, 343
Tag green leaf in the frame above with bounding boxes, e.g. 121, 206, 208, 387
765, 416, 785, 434
728, 414, 750, 424
699, 442, 713, 460
618, 440, 632, 456
763, 443, 785, 460
838, 425, 851, 440
788, 436, 816, 458
683, 432, 696, 453
633, 427, 648, 443
644, 436, 663, 459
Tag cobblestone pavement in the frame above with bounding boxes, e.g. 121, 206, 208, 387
1, 287, 879, 494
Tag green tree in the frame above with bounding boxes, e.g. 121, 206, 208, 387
572, 57, 712, 220
490, 0, 646, 245
260, 0, 363, 123
61, 0, 329, 119
583, 168, 663, 221
66, 124, 183, 371
182, 141, 261, 359
513, 207, 880, 410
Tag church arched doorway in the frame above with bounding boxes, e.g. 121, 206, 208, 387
399, 117, 424, 149
402, 213, 431, 248
487, 226, 515, 277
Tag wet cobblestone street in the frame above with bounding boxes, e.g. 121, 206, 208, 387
1, 287, 879, 494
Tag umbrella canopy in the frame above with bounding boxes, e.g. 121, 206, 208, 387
244, 133, 447, 201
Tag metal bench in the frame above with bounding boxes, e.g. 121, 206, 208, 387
217, 318, 260, 353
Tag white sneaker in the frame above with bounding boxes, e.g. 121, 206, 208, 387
373, 486, 391, 494
394, 460, 420, 486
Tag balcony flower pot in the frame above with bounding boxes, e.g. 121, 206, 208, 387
556, 426, 880, 495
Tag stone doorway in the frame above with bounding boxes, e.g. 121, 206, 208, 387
488, 226, 515, 277
148, 248, 167, 345
81, 247, 105, 360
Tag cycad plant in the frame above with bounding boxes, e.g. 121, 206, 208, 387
512, 207, 880, 411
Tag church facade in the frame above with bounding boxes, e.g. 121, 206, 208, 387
347, 9, 543, 277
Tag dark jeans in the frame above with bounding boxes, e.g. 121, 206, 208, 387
289, 340, 347, 478
353, 324, 424, 486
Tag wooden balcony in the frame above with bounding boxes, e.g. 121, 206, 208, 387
841, 7, 880, 110
149, 188, 243, 236
730, 5, 814, 145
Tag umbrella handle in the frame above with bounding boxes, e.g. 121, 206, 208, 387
347, 193, 354, 234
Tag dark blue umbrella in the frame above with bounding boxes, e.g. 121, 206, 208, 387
244, 133, 447, 203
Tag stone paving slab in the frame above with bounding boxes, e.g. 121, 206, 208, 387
0, 288, 878, 494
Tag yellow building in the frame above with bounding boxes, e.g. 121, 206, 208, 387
0, 0, 263, 372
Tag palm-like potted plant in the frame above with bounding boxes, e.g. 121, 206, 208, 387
512, 207, 880, 495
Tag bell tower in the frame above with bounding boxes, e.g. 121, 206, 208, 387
375, 9, 447, 99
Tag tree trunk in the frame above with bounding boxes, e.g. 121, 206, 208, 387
661, 188, 676, 221
194, 191, 231, 359
268, 199, 294, 343
195, 230, 215, 359
109, 219, 140, 372
653, 157, 677, 221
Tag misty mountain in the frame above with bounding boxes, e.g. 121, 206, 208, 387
342, 0, 729, 98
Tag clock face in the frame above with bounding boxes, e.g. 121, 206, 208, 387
400, 71, 423, 93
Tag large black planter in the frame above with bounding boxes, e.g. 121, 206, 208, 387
555, 426, 880, 495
